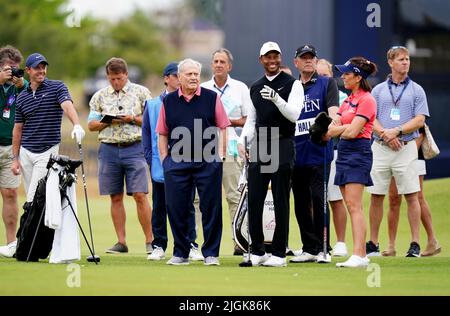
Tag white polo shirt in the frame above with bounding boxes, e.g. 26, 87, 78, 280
201, 75, 252, 143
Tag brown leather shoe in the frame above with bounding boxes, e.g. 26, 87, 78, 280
421, 241, 441, 257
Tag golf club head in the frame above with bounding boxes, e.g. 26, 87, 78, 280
87, 255, 100, 263
239, 260, 253, 267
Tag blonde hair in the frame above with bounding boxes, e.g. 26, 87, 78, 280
387, 46, 409, 60
317, 59, 333, 77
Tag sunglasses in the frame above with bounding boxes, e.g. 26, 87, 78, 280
389, 45, 407, 51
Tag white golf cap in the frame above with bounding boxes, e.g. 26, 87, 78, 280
259, 41, 282, 56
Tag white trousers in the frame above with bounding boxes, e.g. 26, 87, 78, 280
19, 145, 59, 202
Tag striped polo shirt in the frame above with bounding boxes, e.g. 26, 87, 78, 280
15, 78, 72, 153
371, 76, 429, 142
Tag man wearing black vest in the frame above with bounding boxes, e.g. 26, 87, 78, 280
289, 45, 339, 264
156, 58, 230, 266
238, 42, 304, 267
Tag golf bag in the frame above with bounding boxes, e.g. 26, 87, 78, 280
15, 178, 54, 262
15, 155, 82, 262
232, 169, 276, 252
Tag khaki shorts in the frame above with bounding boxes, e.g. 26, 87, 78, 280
367, 141, 419, 195
0, 145, 20, 189
415, 159, 426, 176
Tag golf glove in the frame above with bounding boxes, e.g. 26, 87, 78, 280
260, 85, 283, 106
71, 124, 85, 144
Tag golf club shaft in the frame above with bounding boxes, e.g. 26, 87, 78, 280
78, 143, 96, 256
61, 190, 98, 264
323, 146, 327, 258
245, 137, 252, 262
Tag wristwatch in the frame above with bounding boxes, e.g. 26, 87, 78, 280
10, 155, 19, 161
396, 126, 403, 136
131, 115, 136, 125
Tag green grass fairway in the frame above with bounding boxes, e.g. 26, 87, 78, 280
1, 177, 449, 296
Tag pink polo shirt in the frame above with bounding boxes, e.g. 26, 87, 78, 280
156, 86, 230, 135
338, 89, 376, 139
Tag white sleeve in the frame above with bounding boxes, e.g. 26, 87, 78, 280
273, 80, 304, 122
238, 99, 256, 146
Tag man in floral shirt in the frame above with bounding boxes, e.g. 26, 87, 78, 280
88, 57, 153, 255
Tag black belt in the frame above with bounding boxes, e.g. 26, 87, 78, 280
375, 139, 410, 146
103, 141, 140, 148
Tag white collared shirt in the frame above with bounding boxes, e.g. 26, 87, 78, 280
201, 75, 252, 141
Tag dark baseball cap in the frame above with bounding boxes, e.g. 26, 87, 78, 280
163, 62, 178, 77
295, 45, 317, 58
25, 53, 48, 68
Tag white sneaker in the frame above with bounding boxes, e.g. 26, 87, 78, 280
332, 242, 348, 257
250, 253, 269, 266
289, 252, 317, 263
336, 255, 370, 268
262, 255, 287, 267
189, 245, 204, 261
316, 252, 332, 263
166, 256, 189, 265
293, 249, 303, 257
147, 246, 165, 260
204, 256, 220, 266
0, 240, 17, 258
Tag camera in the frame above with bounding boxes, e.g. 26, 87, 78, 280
11, 67, 24, 78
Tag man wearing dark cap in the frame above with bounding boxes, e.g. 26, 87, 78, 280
238, 41, 304, 267
142, 62, 202, 261
289, 44, 339, 264
11, 53, 85, 204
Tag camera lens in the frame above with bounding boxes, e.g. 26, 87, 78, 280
11, 67, 24, 78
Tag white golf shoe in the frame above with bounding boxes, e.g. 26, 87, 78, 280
166, 256, 189, 265
147, 246, 165, 260
204, 256, 220, 266
336, 255, 370, 268
332, 242, 348, 257
316, 252, 332, 263
0, 240, 17, 258
262, 255, 287, 267
250, 253, 269, 266
189, 245, 204, 261
289, 252, 317, 263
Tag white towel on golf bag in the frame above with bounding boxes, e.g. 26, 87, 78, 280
45, 165, 63, 229
45, 164, 81, 263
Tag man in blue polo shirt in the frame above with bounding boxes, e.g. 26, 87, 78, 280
142, 62, 202, 261
367, 46, 429, 258
289, 45, 339, 264
11, 53, 85, 204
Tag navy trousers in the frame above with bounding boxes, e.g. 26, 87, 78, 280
292, 164, 331, 255
163, 157, 222, 258
151, 180, 198, 251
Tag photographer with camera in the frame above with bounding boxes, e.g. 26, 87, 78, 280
11, 52, 85, 211
0, 45, 28, 258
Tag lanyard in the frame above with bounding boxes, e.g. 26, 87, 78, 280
388, 80, 410, 107
214, 84, 228, 97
